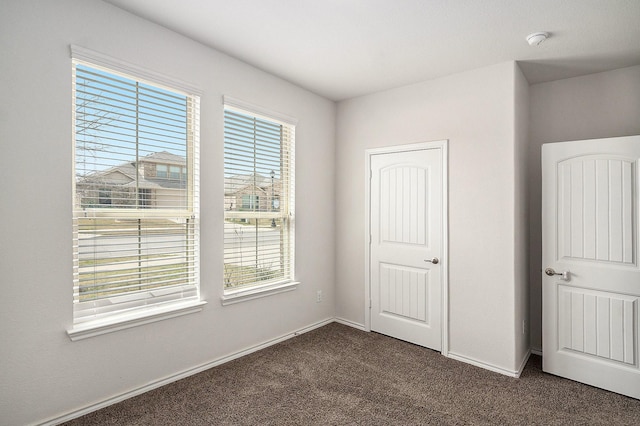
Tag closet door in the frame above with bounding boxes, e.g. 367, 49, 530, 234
542, 135, 640, 399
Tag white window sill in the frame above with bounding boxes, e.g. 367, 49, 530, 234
221, 281, 299, 306
67, 300, 207, 341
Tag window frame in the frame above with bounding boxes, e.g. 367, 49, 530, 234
222, 96, 298, 304
68, 46, 205, 340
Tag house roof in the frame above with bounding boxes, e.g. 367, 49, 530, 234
141, 151, 186, 165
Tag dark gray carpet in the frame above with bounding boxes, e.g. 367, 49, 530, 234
64, 322, 640, 425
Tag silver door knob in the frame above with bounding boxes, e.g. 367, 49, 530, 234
545, 267, 570, 281
424, 257, 439, 264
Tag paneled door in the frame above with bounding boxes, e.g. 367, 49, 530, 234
542, 135, 640, 399
369, 146, 443, 350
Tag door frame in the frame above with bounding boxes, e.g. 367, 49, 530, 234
364, 140, 449, 355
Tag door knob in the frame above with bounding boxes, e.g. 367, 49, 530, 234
424, 257, 439, 264
545, 267, 570, 281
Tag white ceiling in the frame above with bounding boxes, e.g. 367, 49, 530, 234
104, 0, 640, 101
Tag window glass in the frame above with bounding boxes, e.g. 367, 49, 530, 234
72, 60, 200, 325
170, 165, 181, 180
223, 105, 295, 291
156, 164, 168, 178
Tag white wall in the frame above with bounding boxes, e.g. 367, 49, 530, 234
335, 62, 525, 374
527, 65, 640, 351
0, 1, 335, 424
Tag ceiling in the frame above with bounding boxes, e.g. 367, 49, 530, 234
104, 0, 640, 101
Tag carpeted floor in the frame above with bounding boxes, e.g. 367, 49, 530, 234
64, 322, 640, 425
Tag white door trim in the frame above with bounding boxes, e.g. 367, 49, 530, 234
364, 140, 449, 356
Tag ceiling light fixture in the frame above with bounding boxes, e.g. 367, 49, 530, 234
526, 32, 549, 46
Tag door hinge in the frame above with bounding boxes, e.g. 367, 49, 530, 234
370, 170, 372, 179
369, 299, 372, 309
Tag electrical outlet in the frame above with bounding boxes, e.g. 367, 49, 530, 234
316, 290, 322, 303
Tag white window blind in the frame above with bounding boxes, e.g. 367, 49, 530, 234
223, 100, 295, 291
72, 57, 200, 325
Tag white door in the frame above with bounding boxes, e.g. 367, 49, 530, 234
370, 148, 442, 350
542, 135, 640, 399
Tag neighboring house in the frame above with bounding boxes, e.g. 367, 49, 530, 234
76, 151, 188, 209
224, 172, 281, 212
77, 151, 282, 212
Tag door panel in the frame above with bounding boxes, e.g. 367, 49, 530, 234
558, 285, 636, 365
379, 165, 428, 245
542, 135, 640, 399
370, 148, 442, 350
557, 157, 635, 264
379, 263, 429, 323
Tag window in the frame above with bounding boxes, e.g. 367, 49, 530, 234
71, 47, 201, 332
223, 97, 296, 293
156, 164, 168, 178
170, 165, 181, 180
138, 188, 152, 207
98, 189, 111, 205
241, 194, 259, 210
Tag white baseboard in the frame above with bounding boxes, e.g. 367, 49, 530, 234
334, 317, 366, 331
335, 318, 534, 378
516, 349, 532, 377
292, 317, 336, 335
335, 320, 533, 377
41, 317, 335, 426
447, 351, 527, 378
531, 347, 542, 356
